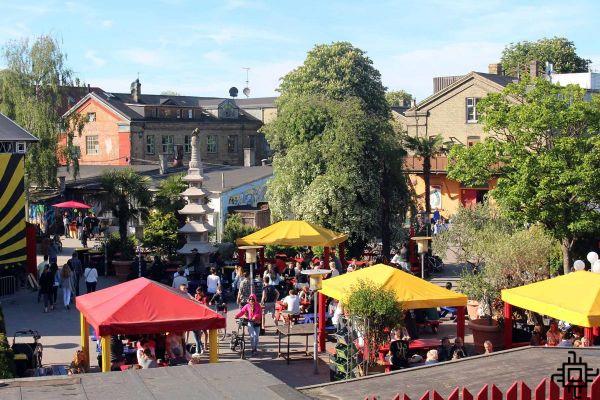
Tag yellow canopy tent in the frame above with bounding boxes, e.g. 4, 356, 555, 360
320, 264, 467, 308
235, 220, 348, 247
501, 271, 600, 327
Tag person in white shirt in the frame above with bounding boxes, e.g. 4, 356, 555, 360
282, 289, 300, 321
206, 267, 221, 296
328, 261, 339, 277
84, 265, 98, 293
173, 266, 190, 278
391, 251, 403, 266
172, 269, 188, 289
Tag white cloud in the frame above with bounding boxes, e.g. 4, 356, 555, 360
203, 50, 227, 63
190, 25, 293, 45
84, 50, 106, 67
101, 19, 113, 28
117, 48, 164, 67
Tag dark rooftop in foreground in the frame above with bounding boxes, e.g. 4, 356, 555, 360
0, 361, 310, 400
300, 347, 600, 400
59, 164, 273, 193
0, 112, 39, 142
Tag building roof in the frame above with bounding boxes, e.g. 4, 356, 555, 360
0, 361, 310, 400
198, 96, 278, 109
0, 112, 39, 142
300, 347, 600, 400
59, 164, 273, 194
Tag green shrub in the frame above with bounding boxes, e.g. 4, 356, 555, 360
142, 210, 179, 256
0, 305, 15, 378
103, 232, 137, 260
222, 214, 257, 245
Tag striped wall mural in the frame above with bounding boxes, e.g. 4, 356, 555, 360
0, 154, 26, 265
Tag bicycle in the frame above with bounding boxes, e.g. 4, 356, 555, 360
229, 318, 247, 359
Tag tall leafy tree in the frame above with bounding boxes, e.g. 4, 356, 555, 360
402, 134, 445, 218
153, 173, 187, 216
385, 90, 413, 107
266, 42, 410, 257
0, 35, 85, 187
501, 37, 590, 77
99, 168, 152, 243
448, 78, 600, 274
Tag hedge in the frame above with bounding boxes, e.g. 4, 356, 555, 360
0, 304, 14, 378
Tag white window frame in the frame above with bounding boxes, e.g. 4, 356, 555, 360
162, 135, 174, 154
87, 112, 96, 122
188, 109, 193, 119
207, 135, 217, 153
146, 135, 155, 154
466, 97, 479, 123
86, 135, 99, 155
15, 142, 26, 154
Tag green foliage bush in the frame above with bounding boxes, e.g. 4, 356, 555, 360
142, 210, 179, 256
103, 232, 137, 261
222, 214, 257, 245
0, 305, 15, 378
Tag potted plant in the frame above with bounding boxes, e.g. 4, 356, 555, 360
103, 233, 137, 281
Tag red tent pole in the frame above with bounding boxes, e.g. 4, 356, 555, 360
503, 303, 513, 349
584, 327, 594, 343
456, 306, 465, 341
339, 242, 346, 268
319, 246, 330, 352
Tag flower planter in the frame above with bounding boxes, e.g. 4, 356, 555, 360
112, 260, 132, 282
468, 318, 503, 354
466, 299, 480, 320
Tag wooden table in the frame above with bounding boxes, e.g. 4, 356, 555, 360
276, 322, 314, 364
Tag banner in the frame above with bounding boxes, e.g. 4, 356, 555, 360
0, 154, 26, 265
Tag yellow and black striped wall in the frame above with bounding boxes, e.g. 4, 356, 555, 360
0, 154, 26, 265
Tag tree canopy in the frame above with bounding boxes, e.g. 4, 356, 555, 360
501, 37, 590, 77
385, 90, 413, 107
0, 35, 85, 187
447, 78, 600, 274
266, 42, 410, 256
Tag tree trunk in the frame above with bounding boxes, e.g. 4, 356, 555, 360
380, 164, 391, 260
561, 238, 572, 275
423, 157, 431, 218
118, 197, 129, 243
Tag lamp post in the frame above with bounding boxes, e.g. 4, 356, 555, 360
412, 236, 432, 279
301, 269, 330, 375
238, 245, 263, 295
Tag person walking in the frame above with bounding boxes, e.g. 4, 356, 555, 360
47, 239, 58, 266
206, 267, 221, 298
236, 272, 252, 307
39, 265, 54, 313
50, 263, 59, 307
68, 252, 83, 296
37, 255, 49, 303
235, 293, 262, 356
63, 213, 70, 238
84, 264, 98, 293
60, 265, 74, 310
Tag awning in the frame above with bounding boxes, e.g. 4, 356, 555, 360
320, 264, 467, 309
76, 278, 225, 336
501, 271, 600, 327
236, 220, 348, 247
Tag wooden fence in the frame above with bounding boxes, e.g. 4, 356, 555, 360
364, 376, 600, 400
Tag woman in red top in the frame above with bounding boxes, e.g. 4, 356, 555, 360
235, 293, 262, 355
194, 287, 208, 304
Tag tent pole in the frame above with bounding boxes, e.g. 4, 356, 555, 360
503, 303, 513, 349
79, 313, 89, 371
209, 329, 218, 363
584, 327, 594, 344
339, 242, 346, 269
100, 335, 111, 373
318, 292, 326, 352
456, 306, 465, 341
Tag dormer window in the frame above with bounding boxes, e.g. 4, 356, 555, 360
87, 112, 96, 122
218, 99, 239, 119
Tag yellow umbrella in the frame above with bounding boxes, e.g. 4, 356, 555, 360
320, 264, 467, 309
236, 220, 348, 247
501, 271, 600, 327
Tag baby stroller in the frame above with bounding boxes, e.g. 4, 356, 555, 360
12, 330, 43, 377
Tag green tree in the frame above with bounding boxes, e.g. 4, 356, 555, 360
154, 174, 187, 216
143, 210, 179, 256
402, 134, 445, 218
385, 90, 413, 107
0, 35, 85, 187
222, 213, 256, 244
99, 168, 152, 243
501, 37, 590, 77
447, 78, 600, 274
266, 42, 410, 257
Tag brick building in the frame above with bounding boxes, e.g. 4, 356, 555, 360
396, 63, 519, 217
63, 79, 276, 166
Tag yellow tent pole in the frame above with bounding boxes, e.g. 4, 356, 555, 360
100, 335, 111, 372
79, 313, 89, 371
209, 329, 218, 363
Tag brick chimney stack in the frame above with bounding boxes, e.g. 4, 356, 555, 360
130, 78, 141, 103
530, 60, 542, 78
488, 63, 503, 75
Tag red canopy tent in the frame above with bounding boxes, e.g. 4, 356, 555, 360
52, 200, 91, 209
76, 278, 225, 371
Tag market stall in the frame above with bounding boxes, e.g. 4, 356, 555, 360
76, 277, 225, 372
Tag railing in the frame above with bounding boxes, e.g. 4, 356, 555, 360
0, 275, 15, 297
364, 376, 600, 400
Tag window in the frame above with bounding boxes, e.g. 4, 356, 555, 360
207, 135, 217, 153
188, 109, 193, 119
154, 108, 159, 118
161, 135, 173, 154
227, 135, 238, 153
15, 142, 26, 154
467, 136, 481, 147
86, 135, 99, 155
146, 135, 155, 154
177, 109, 182, 119
87, 112, 96, 122
0, 142, 13, 153
466, 97, 479, 123
248, 135, 255, 148
184, 135, 191, 153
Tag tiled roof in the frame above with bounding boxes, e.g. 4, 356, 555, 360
0, 112, 38, 142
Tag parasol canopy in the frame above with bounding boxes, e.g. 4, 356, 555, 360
52, 200, 91, 209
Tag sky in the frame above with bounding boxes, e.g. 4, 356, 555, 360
0, 0, 599, 101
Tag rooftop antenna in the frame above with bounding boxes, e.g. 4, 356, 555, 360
242, 67, 251, 98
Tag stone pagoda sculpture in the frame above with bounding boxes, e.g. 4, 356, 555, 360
177, 128, 216, 270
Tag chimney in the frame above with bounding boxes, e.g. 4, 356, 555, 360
130, 78, 141, 103
87, 83, 91, 93
488, 63, 503, 75
530, 60, 542, 79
